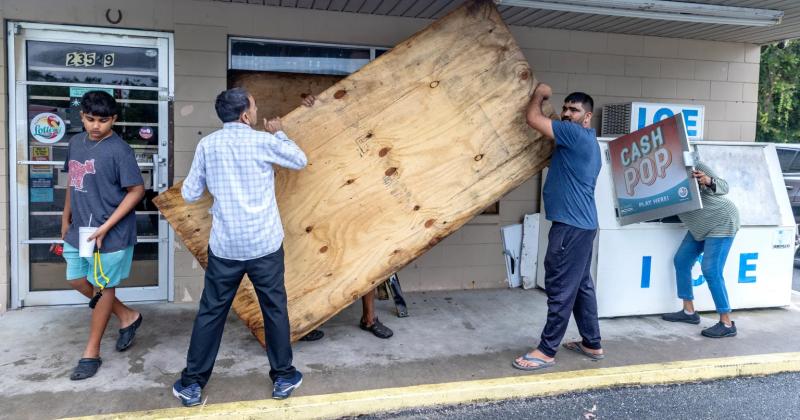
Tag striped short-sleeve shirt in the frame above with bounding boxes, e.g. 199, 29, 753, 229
677, 161, 740, 240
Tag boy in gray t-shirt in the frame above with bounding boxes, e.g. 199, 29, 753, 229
56, 91, 145, 380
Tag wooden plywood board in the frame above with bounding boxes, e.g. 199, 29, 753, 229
154, 0, 555, 345
231, 70, 502, 217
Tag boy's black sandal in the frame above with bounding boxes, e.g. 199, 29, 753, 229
116, 313, 143, 351
70, 357, 102, 380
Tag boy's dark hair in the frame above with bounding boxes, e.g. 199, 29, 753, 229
564, 92, 594, 113
215, 88, 251, 123
80, 91, 118, 117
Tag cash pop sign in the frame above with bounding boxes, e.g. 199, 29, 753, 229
608, 114, 702, 225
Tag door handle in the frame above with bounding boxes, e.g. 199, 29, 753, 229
17, 160, 64, 166
151, 154, 166, 192
19, 160, 155, 168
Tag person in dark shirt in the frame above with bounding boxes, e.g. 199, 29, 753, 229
513, 83, 604, 371
58, 91, 145, 380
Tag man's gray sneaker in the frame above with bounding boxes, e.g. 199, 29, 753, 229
173, 380, 202, 407
701, 321, 737, 338
272, 371, 302, 400
661, 310, 701, 324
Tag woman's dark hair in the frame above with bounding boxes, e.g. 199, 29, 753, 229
215, 88, 251, 123
80, 91, 118, 117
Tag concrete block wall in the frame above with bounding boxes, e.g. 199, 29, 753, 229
171, 20, 228, 301
0, 0, 764, 309
513, 28, 761, 141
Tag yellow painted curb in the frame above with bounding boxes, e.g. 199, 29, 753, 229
69, 352, 800, 420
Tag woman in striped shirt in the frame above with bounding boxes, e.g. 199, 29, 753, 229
661, 161, 740, 338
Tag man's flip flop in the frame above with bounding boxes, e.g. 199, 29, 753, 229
562, 341, 605, 360
116, 313, 142, 352
70, 357, 102, 380
511, 354, 555, 371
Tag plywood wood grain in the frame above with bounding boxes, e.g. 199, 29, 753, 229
155, 0, 555, 345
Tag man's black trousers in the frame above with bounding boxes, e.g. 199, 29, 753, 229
181, 246, 296, 387
537, 222, 602, 357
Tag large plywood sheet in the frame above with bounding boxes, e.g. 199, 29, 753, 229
154, 0, 555, 345
232, 71, 502, 217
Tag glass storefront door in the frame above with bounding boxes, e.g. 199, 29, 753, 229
9, 23, 173, 307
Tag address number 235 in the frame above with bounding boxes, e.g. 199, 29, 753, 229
65, 52, 115, 68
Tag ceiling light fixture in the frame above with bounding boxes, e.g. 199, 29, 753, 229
496, 0, 784, 27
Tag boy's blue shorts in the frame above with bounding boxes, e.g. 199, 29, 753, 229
63, 242, 134, 289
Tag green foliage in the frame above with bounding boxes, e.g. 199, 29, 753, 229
757, 40, 800, 143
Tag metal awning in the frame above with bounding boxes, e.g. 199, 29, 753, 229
213, 0, 800, 44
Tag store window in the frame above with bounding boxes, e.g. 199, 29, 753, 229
229, 38, 387, 76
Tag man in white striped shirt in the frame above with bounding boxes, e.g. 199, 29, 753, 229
173, 88, 306, 407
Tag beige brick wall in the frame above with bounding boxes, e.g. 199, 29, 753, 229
422, 28, 762, 294
0, 0, 765, 309
513, 26, 761, 142
171, 22, 228, 296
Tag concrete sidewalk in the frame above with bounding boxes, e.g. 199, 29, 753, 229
2, 288, 800, 419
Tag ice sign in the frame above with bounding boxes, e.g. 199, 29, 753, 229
630, 102, 704, 141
